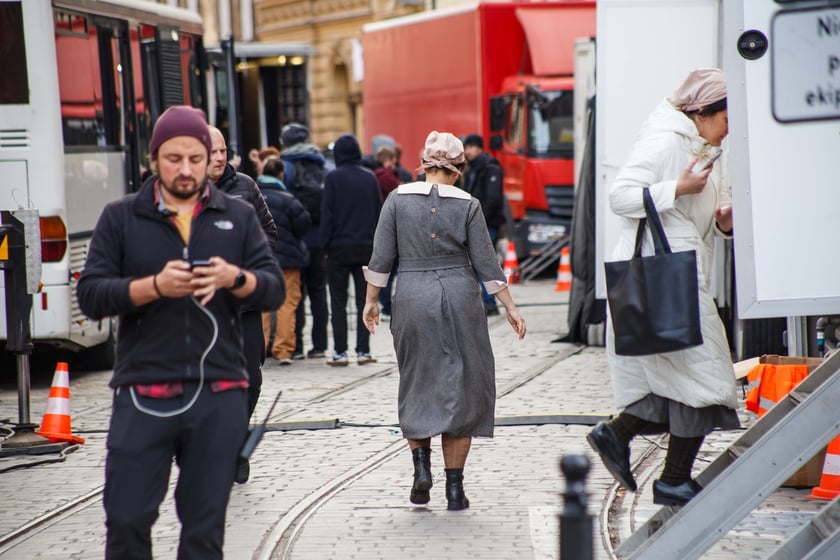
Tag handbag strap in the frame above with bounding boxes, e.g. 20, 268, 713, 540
642, 188, 672, 254
633, 217, 647, 257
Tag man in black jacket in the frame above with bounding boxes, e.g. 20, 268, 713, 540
208, 126, 280, 483
462, 134, 505, 315
77, 106, 283, 559
280, 123, 330, 360
321, 134, 382, 366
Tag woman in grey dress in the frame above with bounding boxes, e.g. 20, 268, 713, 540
362, 131, 526, 511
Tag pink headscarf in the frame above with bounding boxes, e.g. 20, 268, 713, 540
416, 131, 465, 175
667, 68, 727, 112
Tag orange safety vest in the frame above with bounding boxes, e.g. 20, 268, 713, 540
745, 363, 809, 417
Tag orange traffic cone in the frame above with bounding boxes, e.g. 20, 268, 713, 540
503, 241, 520, 284
35, 362, 85, 445
554, 246, 572, 292
807, 434, 840, 500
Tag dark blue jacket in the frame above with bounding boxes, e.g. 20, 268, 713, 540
77, 177, 284, 388
320, 134, 382, 254
257, 176, 311, 269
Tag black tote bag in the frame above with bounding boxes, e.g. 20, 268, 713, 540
604, 188, 703, 356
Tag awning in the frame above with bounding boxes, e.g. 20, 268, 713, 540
516, 6, 596, 76
206, 41, 314, 59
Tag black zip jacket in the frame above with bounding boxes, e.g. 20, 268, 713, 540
77, 179, 284, 388
215, 163, 279, 253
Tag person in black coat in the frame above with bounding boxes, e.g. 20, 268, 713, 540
257, 157, 311, 364
208, 126, 281, 483
463, 134, 505, 315
320, 134, 382, 366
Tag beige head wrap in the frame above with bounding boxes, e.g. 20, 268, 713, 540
667, 68, 727, 112
417, 131, 465, 175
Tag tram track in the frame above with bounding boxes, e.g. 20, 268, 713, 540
0, 309, 585, 558
254, 345, 585, 560
0, 363, 406, 554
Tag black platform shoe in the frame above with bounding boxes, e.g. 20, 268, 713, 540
445, 468, 470, 511
652, 479, 702, 507
586, 421, 637, 492
410, 447, 433, 505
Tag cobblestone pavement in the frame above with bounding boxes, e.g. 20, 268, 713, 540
0, 279, 829, 559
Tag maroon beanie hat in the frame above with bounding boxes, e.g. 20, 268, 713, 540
149, 105, 212, 158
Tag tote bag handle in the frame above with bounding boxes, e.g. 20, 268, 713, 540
633, 188, 672, 256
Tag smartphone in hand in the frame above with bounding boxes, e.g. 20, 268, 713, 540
692, 147, 723, 173
190, 259, 212, 270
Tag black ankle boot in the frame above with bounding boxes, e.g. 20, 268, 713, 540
410, 447, 433, 504
445, 468, 470, 511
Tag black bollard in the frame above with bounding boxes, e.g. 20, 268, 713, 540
559, 453, 593, 560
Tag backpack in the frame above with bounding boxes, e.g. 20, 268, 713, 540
285, 158, 325, 225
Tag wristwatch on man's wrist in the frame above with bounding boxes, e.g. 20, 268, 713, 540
231, 268, 246, 290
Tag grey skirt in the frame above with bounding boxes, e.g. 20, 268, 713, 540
624, 394, 741, 438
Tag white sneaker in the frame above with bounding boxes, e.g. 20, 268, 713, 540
327, 352, 349, 366
357, 352, 377, 365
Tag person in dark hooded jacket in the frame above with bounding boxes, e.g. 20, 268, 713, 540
320, 134, 382, 366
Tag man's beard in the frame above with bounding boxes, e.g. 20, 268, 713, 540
161, 177, 205, 200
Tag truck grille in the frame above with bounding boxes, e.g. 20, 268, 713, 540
544, 184, 575, 225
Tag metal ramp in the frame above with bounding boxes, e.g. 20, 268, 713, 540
768, 496, 840, 560
518, 236, 569, 282
615, 350, 840, 559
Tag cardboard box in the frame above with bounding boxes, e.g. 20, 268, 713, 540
783, 446, 827, 489
755, 355, 826, 488
759, 354, 824, 372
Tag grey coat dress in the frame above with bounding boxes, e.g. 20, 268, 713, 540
364, 182, 507, 439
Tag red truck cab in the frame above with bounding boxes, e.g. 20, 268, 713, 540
490, 75, 576, 254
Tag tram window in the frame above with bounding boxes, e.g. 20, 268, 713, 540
55, 14, 107, 146
0, 2, 29, 105
54, 15, 125, 149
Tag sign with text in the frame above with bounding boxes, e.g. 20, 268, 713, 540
772, 5, 840, 123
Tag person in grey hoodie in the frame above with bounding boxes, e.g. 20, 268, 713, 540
320, 134, 382, 366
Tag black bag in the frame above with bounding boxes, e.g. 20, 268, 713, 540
604, 188, 703, 356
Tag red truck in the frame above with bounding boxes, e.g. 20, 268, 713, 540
362, 1, 595, 256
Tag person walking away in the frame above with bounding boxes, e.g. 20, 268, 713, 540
462, 134, 505, 316
586, 68, 738, 507
248, 146, 280, 178
362, 131, 526, 510
321, 134, 382, 366
373, 145, 402, 318
257, 157, 311, 365
208, 126, 280, 484
280, 123, 329, 360
76, 106, 284, 559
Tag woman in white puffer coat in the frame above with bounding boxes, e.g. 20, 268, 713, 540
587, 68, 740, 508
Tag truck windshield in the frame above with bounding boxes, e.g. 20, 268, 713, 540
528, 90, 573, 158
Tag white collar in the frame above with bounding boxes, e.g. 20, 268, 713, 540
397, 182, 470, 200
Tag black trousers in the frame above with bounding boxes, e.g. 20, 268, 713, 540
326, 246, 372, 354
242, 310, 263, 418
104, 383, 247, 560
295, 247, 329, 354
